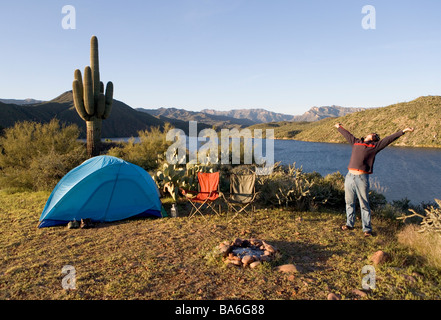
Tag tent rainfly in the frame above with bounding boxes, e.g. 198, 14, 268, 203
38, 155, 165, 228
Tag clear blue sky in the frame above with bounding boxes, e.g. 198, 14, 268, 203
0, 0, 440, 115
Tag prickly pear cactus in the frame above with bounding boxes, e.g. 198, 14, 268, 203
73, 36, 114, 157
154, 163, 187, 202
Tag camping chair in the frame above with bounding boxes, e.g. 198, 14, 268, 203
222, 172, 259, 223
182, 172, 221, 220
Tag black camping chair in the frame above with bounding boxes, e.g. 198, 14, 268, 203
221, 172, 259, 223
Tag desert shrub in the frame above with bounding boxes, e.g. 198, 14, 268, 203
376, 198, 426, 220
307, 170, 387, 212
0, 119, 86, 191
257, 163, 313, 211
368, 189, 387, 211
307, 171, 346, 210
107, 124, 173, 171
398, 199, 441, 235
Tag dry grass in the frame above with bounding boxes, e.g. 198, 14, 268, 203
1, 191, 441, 300
397, 224, 441, 269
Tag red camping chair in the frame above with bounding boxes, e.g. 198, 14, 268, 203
182, 172, 221, 220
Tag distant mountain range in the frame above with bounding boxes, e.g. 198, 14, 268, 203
1, 91, 366, 138
200, 108, 296, 123
136, 107, 255, 128
0, 98, 44, 105
138, 105, 365, 127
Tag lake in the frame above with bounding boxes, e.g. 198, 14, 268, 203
105, 137, 441, 205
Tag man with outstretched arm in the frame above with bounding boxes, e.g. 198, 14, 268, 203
335, 123, 414, 237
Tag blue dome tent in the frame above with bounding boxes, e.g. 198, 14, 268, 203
38, 155, 165, 228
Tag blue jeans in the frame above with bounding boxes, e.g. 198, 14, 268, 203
344, 172, 372, 233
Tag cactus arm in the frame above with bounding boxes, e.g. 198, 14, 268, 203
90, 36, 100, 102
72, 79, 90, 121
96, 93, 106, 118
103, 81, 114, 119
83, 66, 95, 116
74, 69, 83, 96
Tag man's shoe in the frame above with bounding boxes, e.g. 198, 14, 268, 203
341, 225, 354, 231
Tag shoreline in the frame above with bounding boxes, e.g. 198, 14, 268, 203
89, 137, 441, 150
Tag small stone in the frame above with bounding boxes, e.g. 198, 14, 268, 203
327, 293, 341, 300
250, 239, 263, 247
241, 255, 254, 266
249, 261, 261, 269
218, 244, 232, 257
227, 253, 241, 261
275, 264, 299, 273
370, 250, 390, 266
262, 241, 277, 253
226, 259, 242, 266
352, 289, 367, 298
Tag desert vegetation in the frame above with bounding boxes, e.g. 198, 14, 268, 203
0, 119, 86, 191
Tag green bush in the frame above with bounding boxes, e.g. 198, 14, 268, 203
107, 124, 172, 171
0, 119, 87, 191
257, 163, 313, 211
307, 171, 346, 210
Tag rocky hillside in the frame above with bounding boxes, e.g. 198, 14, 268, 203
249, 96, 441, 148
291, 106, 366, 122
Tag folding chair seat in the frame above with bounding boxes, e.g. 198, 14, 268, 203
222, 172, 259, 223
182, 172, 221, 220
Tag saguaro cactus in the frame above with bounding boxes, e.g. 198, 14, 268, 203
73, 36, 114, 157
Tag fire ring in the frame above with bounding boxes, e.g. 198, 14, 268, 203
218, 238, 279, 268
